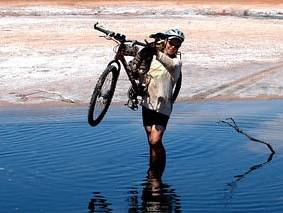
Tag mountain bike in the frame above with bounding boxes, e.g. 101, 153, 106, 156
88, 22, 149, 127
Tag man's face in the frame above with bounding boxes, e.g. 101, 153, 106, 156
164, 38, 181, 57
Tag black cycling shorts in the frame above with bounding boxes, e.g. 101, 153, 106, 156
142, 107, 169, 128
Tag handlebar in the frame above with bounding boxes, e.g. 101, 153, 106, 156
94, 22, 113, 35
133, 40, 147, 47
94, 22, 147, 46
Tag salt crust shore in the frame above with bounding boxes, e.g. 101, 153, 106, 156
1, 0, 283, 107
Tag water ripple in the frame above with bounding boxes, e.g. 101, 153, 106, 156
1, 101, 283, 212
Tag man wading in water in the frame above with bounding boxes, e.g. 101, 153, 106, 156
129, 28, 185, 176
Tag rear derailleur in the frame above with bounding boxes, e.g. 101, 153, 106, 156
125, 85, 147, 111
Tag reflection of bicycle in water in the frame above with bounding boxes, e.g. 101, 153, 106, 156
88, 192, 112, 213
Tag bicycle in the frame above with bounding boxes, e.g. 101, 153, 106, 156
87, 22, 149, 127
88, 23, 182, 127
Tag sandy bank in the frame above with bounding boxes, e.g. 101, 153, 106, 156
0, 1, 283, 107
1, 0, 283, 6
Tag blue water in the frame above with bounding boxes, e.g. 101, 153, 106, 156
0, 100, 283, 212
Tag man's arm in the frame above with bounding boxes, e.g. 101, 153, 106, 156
156, 51, 182, 73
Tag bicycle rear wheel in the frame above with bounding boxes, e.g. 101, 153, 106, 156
88, 65, 119, 127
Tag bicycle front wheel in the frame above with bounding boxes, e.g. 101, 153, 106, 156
88, 65, 119, 127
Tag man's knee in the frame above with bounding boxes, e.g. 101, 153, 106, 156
149, 125, 165, 144
149, 135, 161, 146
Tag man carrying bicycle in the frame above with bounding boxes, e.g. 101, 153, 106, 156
131, 29, 185, 173
89, 23, 184, 174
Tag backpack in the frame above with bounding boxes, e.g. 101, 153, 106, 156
172, 70, 182, 103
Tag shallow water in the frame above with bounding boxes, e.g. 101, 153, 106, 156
0, 100, 283, 212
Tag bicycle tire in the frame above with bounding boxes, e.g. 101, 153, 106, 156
88, 65, 119, 127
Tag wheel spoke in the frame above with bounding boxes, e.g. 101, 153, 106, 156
88, 65, 119, 127
93, 72, 113, 120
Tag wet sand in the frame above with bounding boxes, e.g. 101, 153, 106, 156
1, 0, 283, 106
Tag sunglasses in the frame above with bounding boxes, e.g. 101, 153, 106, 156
168, 40, 181, 48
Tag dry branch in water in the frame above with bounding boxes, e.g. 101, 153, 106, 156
233, 152, 274, 182
219, 118, 275, 154
224, 151, 274, 203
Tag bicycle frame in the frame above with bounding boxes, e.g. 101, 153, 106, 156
108, 45, 139, 96
94, 22, 147, 108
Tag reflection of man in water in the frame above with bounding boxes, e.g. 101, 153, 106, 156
128, 150, 181, 212
141, 168, 178, 212
88, 152, 181, 212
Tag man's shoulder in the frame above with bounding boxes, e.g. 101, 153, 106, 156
172, 56, 182, 68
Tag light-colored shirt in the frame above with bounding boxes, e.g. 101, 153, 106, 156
142, 51, 182, 116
